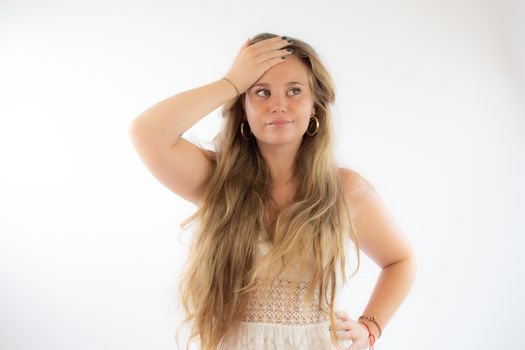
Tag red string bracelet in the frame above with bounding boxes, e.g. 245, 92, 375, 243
358, 321, 376, 350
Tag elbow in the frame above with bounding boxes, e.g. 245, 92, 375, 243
128, 119, 142, 138
128, 118, 150, 141
403, 253, 418, 282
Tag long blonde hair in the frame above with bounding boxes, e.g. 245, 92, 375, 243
174, 32, 361, 350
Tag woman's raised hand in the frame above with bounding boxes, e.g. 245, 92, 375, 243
224, 36, 294, 95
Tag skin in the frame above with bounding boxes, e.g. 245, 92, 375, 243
242, 54, 315, 187
242, 48, 416, 349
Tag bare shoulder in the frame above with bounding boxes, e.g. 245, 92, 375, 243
337, 166, 378, 210
337, 167, 373, 194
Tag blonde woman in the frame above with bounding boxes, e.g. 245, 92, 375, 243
129, 33, 417, 350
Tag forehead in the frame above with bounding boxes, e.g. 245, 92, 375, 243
253, 55, 310, 86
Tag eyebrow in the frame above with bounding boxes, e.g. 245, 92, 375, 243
251, 81, 305, 88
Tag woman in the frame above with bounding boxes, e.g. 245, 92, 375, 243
129, 33, 417, 350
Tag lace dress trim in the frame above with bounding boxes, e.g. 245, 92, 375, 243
241, 277, 329, 325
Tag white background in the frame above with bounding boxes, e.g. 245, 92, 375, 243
1, 0, 524, 349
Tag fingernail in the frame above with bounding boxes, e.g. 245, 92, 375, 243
281, 36, 288, 40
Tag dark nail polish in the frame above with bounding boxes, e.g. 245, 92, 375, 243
281, 36, 288, 40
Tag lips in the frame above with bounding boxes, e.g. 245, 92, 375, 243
268, 119, 292, 125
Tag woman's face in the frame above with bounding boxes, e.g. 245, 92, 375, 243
243, 55, 315, 147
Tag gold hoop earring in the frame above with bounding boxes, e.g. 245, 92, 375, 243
306, 115, 319, 136
240, 121, 252, 141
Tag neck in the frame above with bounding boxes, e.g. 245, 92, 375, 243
257, 139, 301, 187
269, 174, 297, 188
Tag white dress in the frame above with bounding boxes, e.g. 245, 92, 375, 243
218, 236, 354, 350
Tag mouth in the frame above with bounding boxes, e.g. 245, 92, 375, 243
268, 119, 293, 125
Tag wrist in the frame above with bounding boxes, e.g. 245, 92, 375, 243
358, 315, 382, 339
359, 319, 380, 339
221, 76, 241, 97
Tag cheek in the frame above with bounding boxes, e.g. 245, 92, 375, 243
297, 102, 313, 121
244, 98, 262, 121
299, 101, 317, 132
297, 115, 311, 132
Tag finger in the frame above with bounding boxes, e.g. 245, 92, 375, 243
249, 35, 288, 52
337, 329, 359, 340
252, 37, 291, 60
336, 310, 350, 321
335, 320, 354, 331
345, 343, 361, 350
336, 320, 346, 329
256, 47, 294, 65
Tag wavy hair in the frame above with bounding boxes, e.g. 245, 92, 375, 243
173, 32, 361, 350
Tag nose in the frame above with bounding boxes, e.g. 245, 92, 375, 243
271, 105, 288, 113
270, 96, 288, 113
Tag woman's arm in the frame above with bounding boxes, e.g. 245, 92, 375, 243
129, 78, 237, 148
341, 169, 417, 339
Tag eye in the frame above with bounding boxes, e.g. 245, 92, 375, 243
254, 88, 302, 97
255, 89, 270, 97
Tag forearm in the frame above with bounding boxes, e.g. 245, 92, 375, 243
359, 256, 417, 339
129, 78, 237, 149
